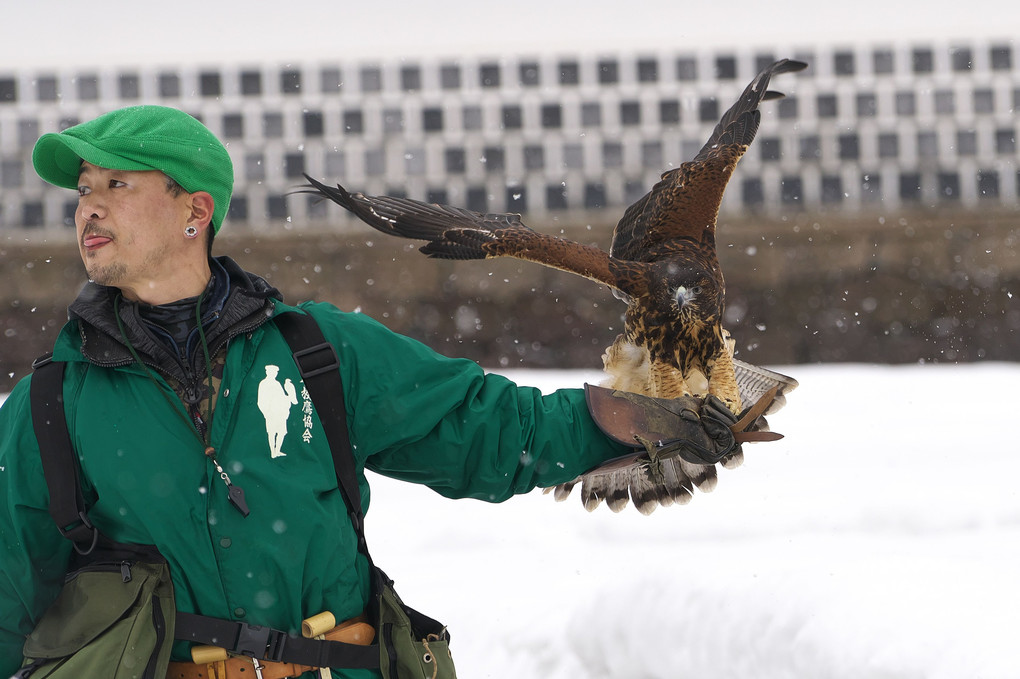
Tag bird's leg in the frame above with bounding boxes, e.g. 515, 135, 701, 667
600, 335, 650, 393
707, 348, 745, 469
649, 360, 690, 399
706, 349, 743, 415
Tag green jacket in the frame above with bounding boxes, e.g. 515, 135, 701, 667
0, 268, 627, 678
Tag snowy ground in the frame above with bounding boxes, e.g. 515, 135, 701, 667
5, 363, 1018, 677
365, 363, 1020, 679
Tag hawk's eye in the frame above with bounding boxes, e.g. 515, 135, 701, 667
691, 285, 703, 295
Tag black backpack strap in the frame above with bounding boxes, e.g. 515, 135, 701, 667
273, 311, 369, 554
30, 354, 100, 555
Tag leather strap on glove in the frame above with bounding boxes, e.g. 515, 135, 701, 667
585, 385, 783, 466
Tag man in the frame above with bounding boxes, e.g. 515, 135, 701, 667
0, 106, 753, 678
258, 365, 299, 458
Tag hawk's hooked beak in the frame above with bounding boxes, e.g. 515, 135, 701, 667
675, 286, 696, 308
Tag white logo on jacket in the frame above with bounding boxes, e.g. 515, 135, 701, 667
257, 365, 298, 458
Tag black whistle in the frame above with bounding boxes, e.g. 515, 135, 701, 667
228, 484, 250, 517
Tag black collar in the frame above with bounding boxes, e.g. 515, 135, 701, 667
68, 256, 281, 383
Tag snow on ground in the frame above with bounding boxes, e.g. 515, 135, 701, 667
364, 363, 1020, 679
3, 363, 1018, 677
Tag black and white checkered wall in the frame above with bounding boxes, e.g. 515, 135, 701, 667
1, 41, 1016, 231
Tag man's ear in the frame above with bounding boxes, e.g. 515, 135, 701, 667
187, 191, 216, 230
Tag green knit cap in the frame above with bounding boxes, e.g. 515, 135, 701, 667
32, 105, 234, 233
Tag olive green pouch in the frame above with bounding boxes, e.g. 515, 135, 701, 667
376, 573, 456, 679
18, 558, 175, 679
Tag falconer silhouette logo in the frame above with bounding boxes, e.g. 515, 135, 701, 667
257, 365, 298, 458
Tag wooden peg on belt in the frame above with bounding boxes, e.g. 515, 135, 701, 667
190, 645, 228, 664
303, 611, 337, 679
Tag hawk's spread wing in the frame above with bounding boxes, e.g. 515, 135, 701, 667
609, 58, 807, 262
300, 175, 647, 297
303, 180, 523, 250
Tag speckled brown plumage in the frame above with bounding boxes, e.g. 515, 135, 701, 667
301, 59, 805, 514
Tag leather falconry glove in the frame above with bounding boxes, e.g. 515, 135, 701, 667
585, 385, 784, 466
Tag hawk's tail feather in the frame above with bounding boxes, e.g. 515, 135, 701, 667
629, 465, 667, 515
545, 478, 578, 502
666, 467, 695, 506
733, 359, 799, 416
720, 449, 744, 469
682, 458, 717, 492
578, 473, 630, 513
552, 455, 710, 514
630, 457, 697, 515
605, 490, 630, 513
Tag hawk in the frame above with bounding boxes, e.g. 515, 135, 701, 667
301, 58, 804, 514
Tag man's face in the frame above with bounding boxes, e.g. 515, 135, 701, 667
76, 162, 192, 299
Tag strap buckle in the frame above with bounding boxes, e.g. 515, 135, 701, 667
32, 353, 54, 370
292, 341, 340, 379
61, 510, 100, 556
233, 623, 288, 662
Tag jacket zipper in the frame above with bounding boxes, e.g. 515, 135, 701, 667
78, 309, 270, 516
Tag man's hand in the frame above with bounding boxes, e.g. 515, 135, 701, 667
585, 385, 783, 466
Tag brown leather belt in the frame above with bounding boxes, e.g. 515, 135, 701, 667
167, 656, 309, 679
167, 616, 375, 679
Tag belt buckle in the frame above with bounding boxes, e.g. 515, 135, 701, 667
234, 623, 272, 658
234, 622, 289, 662
250, 657, 265, 679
